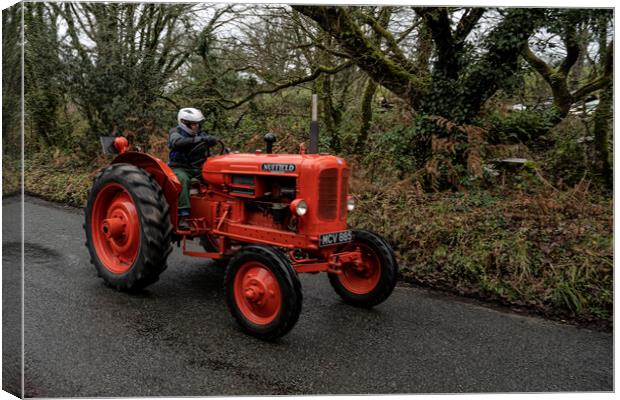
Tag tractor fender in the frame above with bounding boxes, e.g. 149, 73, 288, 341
111, 152, 181, 212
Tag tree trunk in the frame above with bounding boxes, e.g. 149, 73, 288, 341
414, 23, 432, 78
355, 78, 377, 154
316, 74, 342, 153
592, 83, 612, 189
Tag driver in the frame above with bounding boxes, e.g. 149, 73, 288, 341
168, 107, 217, 229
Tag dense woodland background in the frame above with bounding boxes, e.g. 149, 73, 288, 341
2, 3, 614, 327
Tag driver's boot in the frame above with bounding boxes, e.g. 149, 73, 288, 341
178, 217, 190, 230
178, 208, 191, 230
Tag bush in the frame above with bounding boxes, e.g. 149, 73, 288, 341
483, 109, 556, 144
541, 117, 595, 188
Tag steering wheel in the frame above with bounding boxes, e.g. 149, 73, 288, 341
216, 140, 230, 155
187, 139, 229, 165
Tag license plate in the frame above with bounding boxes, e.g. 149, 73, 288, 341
319, 230, 353, 247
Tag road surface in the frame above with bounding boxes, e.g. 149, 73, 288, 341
2, 196, 613, 396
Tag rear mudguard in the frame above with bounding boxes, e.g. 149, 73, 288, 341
111, 152, 181, 224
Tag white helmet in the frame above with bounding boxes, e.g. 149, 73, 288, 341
177, 107, 205, 133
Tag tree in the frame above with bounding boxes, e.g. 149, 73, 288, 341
522, 10, 613, 188
24, 2, 67, 148
523, 9, 613, 120
193, 6, 354, 112
292, 6, 546, 123
354, 7, 402, 154
52, 3, 214, 151
177, 6, 360, 151
2, 4, 22, 151
590, 13, 614, 189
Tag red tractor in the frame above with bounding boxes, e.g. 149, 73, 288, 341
84, 134, 398, 340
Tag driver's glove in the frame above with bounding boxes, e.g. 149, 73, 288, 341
195, 135, 218, 147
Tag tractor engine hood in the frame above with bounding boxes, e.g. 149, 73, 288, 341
202, 151, 350, 239
202, 152, 348, 184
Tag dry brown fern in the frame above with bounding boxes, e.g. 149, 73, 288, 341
424, 115, 490, 187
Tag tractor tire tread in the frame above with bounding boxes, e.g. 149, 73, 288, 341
84, 163, 173, 292
224, 245, 302, 341
328, 229, 398, 308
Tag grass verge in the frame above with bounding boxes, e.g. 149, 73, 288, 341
349, 177, 612, 330
24, 152, 97, 207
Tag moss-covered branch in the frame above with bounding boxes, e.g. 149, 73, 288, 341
558, 24, 580, 76
571, 40, 613, 101
523, 45, 553, 81
357, 8, 415, 72
293, 5, 428, 107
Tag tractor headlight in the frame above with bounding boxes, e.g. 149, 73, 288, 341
290, 199, 308, 216
347, 196, 355, 211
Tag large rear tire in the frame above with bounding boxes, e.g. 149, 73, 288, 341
328, 230, 398, 308
84, 163, 173, 291
224, 245, 302, 340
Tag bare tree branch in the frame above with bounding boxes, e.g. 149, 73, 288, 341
571, 40, 613, 101
396, 19, 422, 43
454, 8, 485, 43
558, 24, 580, 76
219, 61, 354, 110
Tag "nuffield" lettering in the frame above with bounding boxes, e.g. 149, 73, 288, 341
262, 163, 296, 173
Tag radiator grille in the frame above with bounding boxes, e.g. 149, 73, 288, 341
340, 169, 349, 218
318, 168, 339, 220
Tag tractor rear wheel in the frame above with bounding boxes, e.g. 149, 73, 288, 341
84, 163, 173, 291
328, 230, 398, 308
224, 245, 302, 340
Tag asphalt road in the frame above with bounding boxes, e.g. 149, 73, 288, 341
2, 196, 613, 396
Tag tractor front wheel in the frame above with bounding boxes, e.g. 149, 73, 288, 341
224, 245, 302, 340
328, 230, 398, 308
84, 163, 173, 291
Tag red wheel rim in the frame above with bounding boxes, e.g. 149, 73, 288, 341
233, 261, 282, 325
338, 243, 381, 294
91, 183, 140, 274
